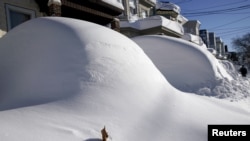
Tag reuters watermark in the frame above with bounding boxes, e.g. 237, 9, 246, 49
208, 125, 250, 141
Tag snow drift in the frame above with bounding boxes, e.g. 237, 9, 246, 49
132, 35, 232, 93
0, 17, 249, 141
0, 17, 169, 110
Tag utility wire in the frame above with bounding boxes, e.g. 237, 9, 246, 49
218, 30, 250, 37
180, 0, 249, 12
215, 26, 250, 31
208, 15, 250, 30
182, 4, 250, 16
212, 11, 250, 15
217, 27, 250, 35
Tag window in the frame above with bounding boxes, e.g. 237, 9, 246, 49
5, 4, 35, 31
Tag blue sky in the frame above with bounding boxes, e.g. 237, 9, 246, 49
160, 0, 250, 51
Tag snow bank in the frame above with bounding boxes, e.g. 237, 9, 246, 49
0, 17, 175, 140
209, 60, 250, 101
0, 17, 249, 141
132, 34, 250, 105
0, 17, 169, 110
132, 35, 232, 93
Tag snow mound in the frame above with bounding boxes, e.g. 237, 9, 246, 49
205, 60, 250, 101
0, 17, 170, 110
0, 17, 249, 141
132, 35, 232, 93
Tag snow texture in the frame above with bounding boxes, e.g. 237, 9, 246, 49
133, 35, 232, 92
0, 17, 249, 141
101, 0, 124, 10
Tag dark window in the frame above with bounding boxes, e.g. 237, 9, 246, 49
9, 10, 31, 29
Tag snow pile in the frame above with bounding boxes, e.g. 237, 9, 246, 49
204, 60, 250, 100
133, 35, 250, 104
0, 17, 249, 141
132, 35, 232, 93
0, 17, 168, 111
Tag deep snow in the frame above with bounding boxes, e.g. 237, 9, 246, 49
132, 35, 250, 110
132, 35, 232, 92
0, 17, 249, 141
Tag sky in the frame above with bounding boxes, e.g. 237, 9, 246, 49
161, 0, 250, 51
0, 17, 249, 141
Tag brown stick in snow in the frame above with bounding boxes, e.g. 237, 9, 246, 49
101, 126, 109, 141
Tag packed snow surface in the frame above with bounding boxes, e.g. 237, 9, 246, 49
133, 35, 250, 109
0, 17, 249, 141
132, 35, 232, 92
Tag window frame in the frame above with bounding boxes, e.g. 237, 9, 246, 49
5, 4, 36, 31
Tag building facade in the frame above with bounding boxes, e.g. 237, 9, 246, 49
215, 37, 222, 58
120, 1, 187, 38
209, 32, 216, 49
120, 0, 155, 20
199, 29, 209, 48
183, 20, 201, 36
138, 0, 155, 18
0, 0, 124, 38
213, 36, 228, 59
